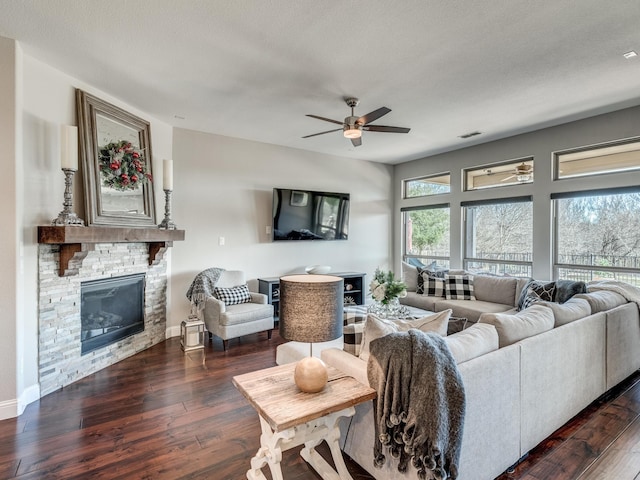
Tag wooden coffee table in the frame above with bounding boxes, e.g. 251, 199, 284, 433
232, 363, 376, 480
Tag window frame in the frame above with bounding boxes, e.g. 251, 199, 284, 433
402, 172, 451, 199
552, 186, 640, 284
401, 203, 451, 268
462, 196, 533, 276
553, 136, 640, 181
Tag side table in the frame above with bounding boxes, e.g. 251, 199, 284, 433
232, 363, 376, 480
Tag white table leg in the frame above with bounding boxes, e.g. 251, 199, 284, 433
247, 416, 295, 480
247, 407, 355, 480
300, 407, 355, 480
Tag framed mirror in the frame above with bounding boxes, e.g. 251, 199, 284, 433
76, 89, 156, 227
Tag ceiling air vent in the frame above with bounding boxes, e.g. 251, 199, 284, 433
459, 131, 482, 139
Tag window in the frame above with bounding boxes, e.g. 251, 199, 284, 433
463, 197, 532, 276
553, 187, 640, 286
464, 158, 533, 191
402, 204, 450, 268
555, 138, 640, 180
403, 173, 450, 199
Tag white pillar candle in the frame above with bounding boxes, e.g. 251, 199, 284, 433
60, 125, 78, 170
163, 159, 173, 190
187, 330, 199, 347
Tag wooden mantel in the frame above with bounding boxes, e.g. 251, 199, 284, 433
38, 225, 186, 276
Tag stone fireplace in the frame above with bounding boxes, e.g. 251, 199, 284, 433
38, 242, 167, 396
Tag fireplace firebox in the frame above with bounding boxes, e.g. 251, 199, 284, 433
81, 273, 145, 355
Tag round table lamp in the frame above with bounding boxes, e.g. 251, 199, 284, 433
279, 274, 344, 393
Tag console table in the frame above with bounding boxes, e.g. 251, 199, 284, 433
258, 272, 366, 321
232, 363, 376, 480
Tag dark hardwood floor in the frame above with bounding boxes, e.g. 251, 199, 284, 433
1, 331, 639, 479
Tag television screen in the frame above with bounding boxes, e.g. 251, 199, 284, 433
272, 188, 350, 241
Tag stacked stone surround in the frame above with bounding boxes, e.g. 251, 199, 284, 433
38, 242, 167, 397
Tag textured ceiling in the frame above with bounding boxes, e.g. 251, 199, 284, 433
1, 0, 639, 164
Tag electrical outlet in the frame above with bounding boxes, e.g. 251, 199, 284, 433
266, 226, 272, 234
218, 236, 225, 246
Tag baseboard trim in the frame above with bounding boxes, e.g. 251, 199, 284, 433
0, 398, 18, 420
19, 384, 41, 414
166, 325, 181, 338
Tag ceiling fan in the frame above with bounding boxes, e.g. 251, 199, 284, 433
501, 162, 533, 182
302, 97, 410, 147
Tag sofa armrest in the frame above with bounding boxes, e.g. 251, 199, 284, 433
249, 292, 268, 304
205, 296, 226, 315
321, 348, 369, 386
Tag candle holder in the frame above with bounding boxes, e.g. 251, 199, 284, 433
52, 168, 85, 226
158, 189, 177, 229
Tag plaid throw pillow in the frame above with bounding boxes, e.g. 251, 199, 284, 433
213, 284, 252, 305
426, 276, 446, 297
417, 268, 447, 294
445, 274, 476, 300
343, 323, 365, 356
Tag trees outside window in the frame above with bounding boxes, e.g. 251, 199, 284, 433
555, 190, 640, 286
403, 206, 450, 268
464, 199, 532, 276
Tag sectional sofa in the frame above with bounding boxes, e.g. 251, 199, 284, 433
321, 271, 640, 479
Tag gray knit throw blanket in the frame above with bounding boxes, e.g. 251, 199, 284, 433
367, 329, 466, 480
185, 267, 225, 311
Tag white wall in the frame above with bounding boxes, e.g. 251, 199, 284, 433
169, 129, 393, 331
394, 105, 640, 279
0, 37, 20, 419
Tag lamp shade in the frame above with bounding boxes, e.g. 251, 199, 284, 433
279, 274, 344, 343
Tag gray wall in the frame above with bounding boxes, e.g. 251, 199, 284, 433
394, 105, 640, 280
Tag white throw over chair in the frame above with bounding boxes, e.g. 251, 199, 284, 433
202, 270, 274, 350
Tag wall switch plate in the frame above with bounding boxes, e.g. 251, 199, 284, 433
266, 226, 271, 234
218, 236, 225, 246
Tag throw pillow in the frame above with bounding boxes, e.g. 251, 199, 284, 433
554, 279, 587, 303
447, 316, 474, 335
213, 284, 252, 305
425, 274, 446, 297
445, 274, 476, 300
401, 261, 418, 292
517, 280, 556, 311
343, 323, 365, 356
359, 310, 452, 362
416, 266, 448, 294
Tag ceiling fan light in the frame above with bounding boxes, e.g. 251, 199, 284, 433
516, 173, 532, 182
343, 127, 362, 139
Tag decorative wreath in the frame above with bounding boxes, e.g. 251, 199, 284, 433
98, 140, 152, 191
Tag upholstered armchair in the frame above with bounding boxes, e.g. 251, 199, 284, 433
202, 270, 274, 350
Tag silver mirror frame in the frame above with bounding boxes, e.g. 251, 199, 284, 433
76, 89, 156, 227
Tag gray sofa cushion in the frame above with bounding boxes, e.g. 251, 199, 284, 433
538, 297, 592, 327
574, 291, 628, 314
445, 323, 499, 364
473, 275, 518, 306
401, 291, 438, 311
434, 299, 514, 322
479, 304, 555, 347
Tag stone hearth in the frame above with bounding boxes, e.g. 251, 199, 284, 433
38, 242, 167, 396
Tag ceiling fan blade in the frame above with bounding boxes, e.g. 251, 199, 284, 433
363, 125, 411, 134
357, 107, 391, 125
306, 114, 344, 126
302, 128, 342, 139
351, 136, 362, 147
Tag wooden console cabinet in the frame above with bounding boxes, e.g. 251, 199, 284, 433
258, 272, 366, 321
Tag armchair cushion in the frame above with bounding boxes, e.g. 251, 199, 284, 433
214, 284, 252, 305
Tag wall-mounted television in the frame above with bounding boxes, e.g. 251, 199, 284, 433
272, 188, 350, 241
